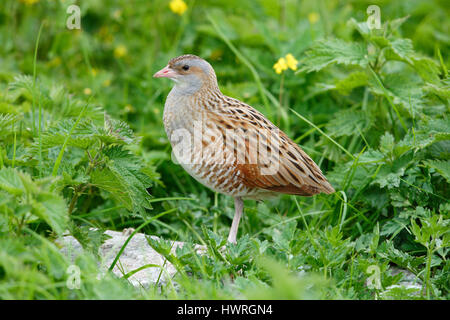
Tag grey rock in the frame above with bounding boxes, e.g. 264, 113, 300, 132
384, 266, 422, 294
57, 229, 203, 288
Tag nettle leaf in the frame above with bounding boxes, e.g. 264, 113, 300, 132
424, 160, 450, 183
101, 115, 134, 144
379, 132, 395, 155
369, 71, 425, 115
39, 117, 136, 151
90, 168, 132, 210
272, 221, 297, 252
31, 192, 68, 235
398, 118, 450, 151
358, 149, 385, 165
428, 141, 450, 160
377, 131, 411, 162
381, 36, 440, 84
411, 56, 441, 84
70, 225, 111, 257
299, 38, 369, 73
372, 153, 414, 189
347, 18, 389, 48
386, 38, 414, 63
90, 146, 153, 215
423, 79, 450, 100
0, 168, 25, 196
334, 71, 369, 95
326, 110, 372, 137
389, 191, 411, 208
40, 119, 97, 150
373, 167, 405, 189
53, 96, 103, 122
0, 168, 68, 234
347, 18, 371, 38
388, 16, 410, 32
380, 218, 408, 237
377, 241, 421, 271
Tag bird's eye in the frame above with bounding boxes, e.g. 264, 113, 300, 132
182, 65, 190, 71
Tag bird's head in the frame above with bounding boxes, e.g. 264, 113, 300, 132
153, 54, 218, 94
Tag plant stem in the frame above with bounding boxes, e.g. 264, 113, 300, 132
0, 147, 3, 169
52, 100, 90, 177
68, 184, 88, 215
368, 66, 408, 132
290, 108, 355, 159
425, 247, 433, 299
32, 22, 44, 134
12, 130, 16, 168
207, 13, 271, 115
278, 73, 284, 126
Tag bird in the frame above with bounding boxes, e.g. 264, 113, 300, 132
154, 54, 335, 244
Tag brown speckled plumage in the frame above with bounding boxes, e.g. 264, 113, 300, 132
154, 54, 335, 243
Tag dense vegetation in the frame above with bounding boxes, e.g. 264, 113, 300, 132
0, 0, 448, 299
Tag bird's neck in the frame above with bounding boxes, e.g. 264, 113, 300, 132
171, 73, 220, 98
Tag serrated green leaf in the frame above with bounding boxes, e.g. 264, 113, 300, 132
388, 16, 410, 32
0, 168, 68, 234
380, 132, 395, 155
411, 56, 441, 84
38, 117, 136, 152
327, 110, 372, 137
31, 192, 68, 235
372, 153, 414, 189
423, 80, 450, 100
398, 118, 450, 151
39, 119, 97, 150
358, 149, 385, 164
90, 167, 133, 210
347, 18, 371, 38
334, 71, 369, 95
91, 146, 153, 215
387, 38, 414, 63
373, 168, 405, 189
300, 38, 369, 73
424, 160, 450, 183
0, 168, 25, 196
369, 72, 425, 115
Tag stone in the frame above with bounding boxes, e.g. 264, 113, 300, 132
57, 228, 202, 288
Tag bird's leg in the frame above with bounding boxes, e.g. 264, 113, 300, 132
227, 197, 244, 244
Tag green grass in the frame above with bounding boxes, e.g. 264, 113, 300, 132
0, 0, 449, 300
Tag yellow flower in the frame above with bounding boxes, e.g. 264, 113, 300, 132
91, 68, 98, 76
273, 57, 288, 74
210, 49, 223, 61
124, 104, 135, 113
102, 79, 111, 87
285, 53, 298, 71
19, 0, 39, 5
112, 9, 122, 20
98, 26, 113, 43
169, 0, 188, 16
308, 12, 320, 24
114, 45, 127, 58
47, 56, 61, 67
83, 88, 92, 95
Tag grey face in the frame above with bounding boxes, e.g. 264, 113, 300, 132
170, 58, 215, 94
